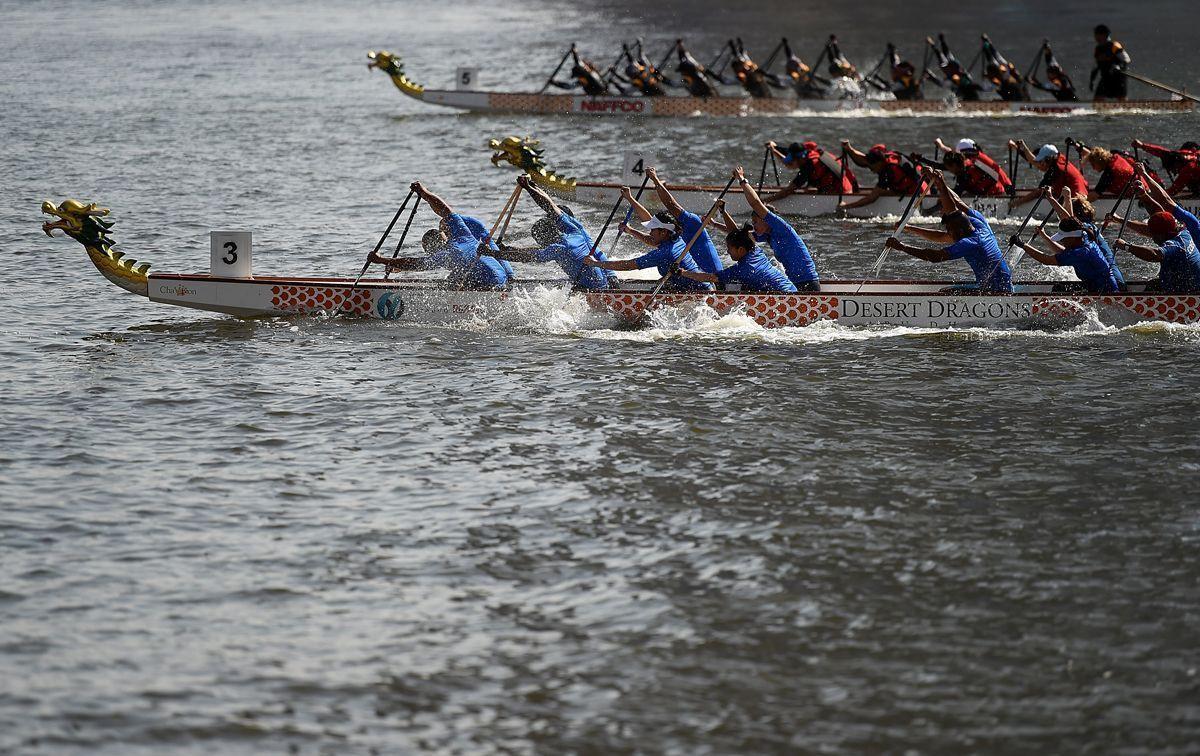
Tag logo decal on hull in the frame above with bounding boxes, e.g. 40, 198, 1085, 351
376, 292, 405, 320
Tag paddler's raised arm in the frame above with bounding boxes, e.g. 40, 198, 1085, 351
646, 166, 684, 218
516, 175, 562, 216
708, 199, 736, 234
1136, 164, 1174, 212
735, 166, 770, 217
1009, 139, 1038, 166
411, 182, 454, 218
1114, 237, 1164, 263
841, 140, 871, 168
620, 186, 653, 223
1046, 186, 1073, 220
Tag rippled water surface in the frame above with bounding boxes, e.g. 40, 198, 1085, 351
3, 1, 1200, 753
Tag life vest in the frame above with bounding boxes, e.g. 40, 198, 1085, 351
877, 151, 920, 193
677, 52, 716, 97
969, 150, 1012, 190
1042, 154, 1089, 196
802, 149, 855, 193
573, 62, 607, 96
625, 61, 665, 96
1094, 40, 1129, 73
957, 157, 1008, 196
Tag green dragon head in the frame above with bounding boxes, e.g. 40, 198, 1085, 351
367, 50, 425, 97
487, 136, 576, 193
41, 199, 150, 295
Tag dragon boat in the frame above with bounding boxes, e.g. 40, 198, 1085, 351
41, 199, 1200, 330
367, 51, 1194, 118
487, 136, 1200, 222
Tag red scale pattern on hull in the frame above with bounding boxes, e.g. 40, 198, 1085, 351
270, 284, 374, 316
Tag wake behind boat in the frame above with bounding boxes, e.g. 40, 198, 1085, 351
40, 198, 1200, 330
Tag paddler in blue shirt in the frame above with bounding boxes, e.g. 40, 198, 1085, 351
489, 176, 615, 289
458, 215, 516, 279
582, 211, 713, 292
732, 165, 821, 291
675, 223, 797, 293
369, 182, 511, 289
885, 169, 1013, 294
619, 166, 724, 275
1010, 218, 1120, 293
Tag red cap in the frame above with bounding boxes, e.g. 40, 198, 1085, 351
1148, 211, 1177, 238
802, 141, 818, 151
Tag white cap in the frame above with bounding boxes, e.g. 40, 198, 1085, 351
956, 138, 978, 152
1050, 230, 1084, 243
642, 217, 676, 233
1034, 144, 1060, 162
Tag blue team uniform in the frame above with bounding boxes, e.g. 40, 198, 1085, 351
753, 212, 819, 285
1056, 240, 1120, 293
462, 215, 516, 278
677, 211, 723, 274
1157, 229, 1200, 293
529, 212, 615, 289
944, 208, 1013, 293
714, 248, 798, 292
1082, 221, 1125, 290
431, 214, 511, 289
633, 236, 713, 291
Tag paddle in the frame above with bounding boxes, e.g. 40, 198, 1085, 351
1121, 71, 1200, 103
1100, 174, 1137, 235
572, 174, 651, 289
480, 183, 523, 259
382, 196, 423, 282
539, 44, 576, 94
349, 188, 415, 292
1003, 191, 1048, 269
1007, 206, 1057, 272
856, 176, 931, 293
637, 175, 738, 324
757, 145, 771, 191
770, 151, 780, 185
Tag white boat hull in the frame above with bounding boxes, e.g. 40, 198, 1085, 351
144, 274, 1200, 329
410, 88, 1193, 118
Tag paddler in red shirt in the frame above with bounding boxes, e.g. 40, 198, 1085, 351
838, 140, 925, 211
1077, 145, 1135, 199
1009, 140, 1089, 209
934, 138, 1012, 196
762, 140, 856, 200
1132, 140, 1200, 197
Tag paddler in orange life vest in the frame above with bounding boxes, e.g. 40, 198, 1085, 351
824, 36, 857, 79
614, 43, 666, 96
728, 38, 771, 98
980, 35, 1028, 101
564, 48, 613, 96
1009, 140, 1090, 209
1091, 24, 1131, 101
886, 44, 922, 100
927, 34, 982, 101
1027, 41, 1078, 102
1132, 140, 1200, 197
838, 140, 925, 211
674, 40, 719, 97
761, 141, 856, 201
934, 137, 1012, 197
783, 38, 826, 98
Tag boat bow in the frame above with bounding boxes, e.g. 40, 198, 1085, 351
366, 50, 425, 100
41, 199, 150, 297
487, 136, 577, 196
